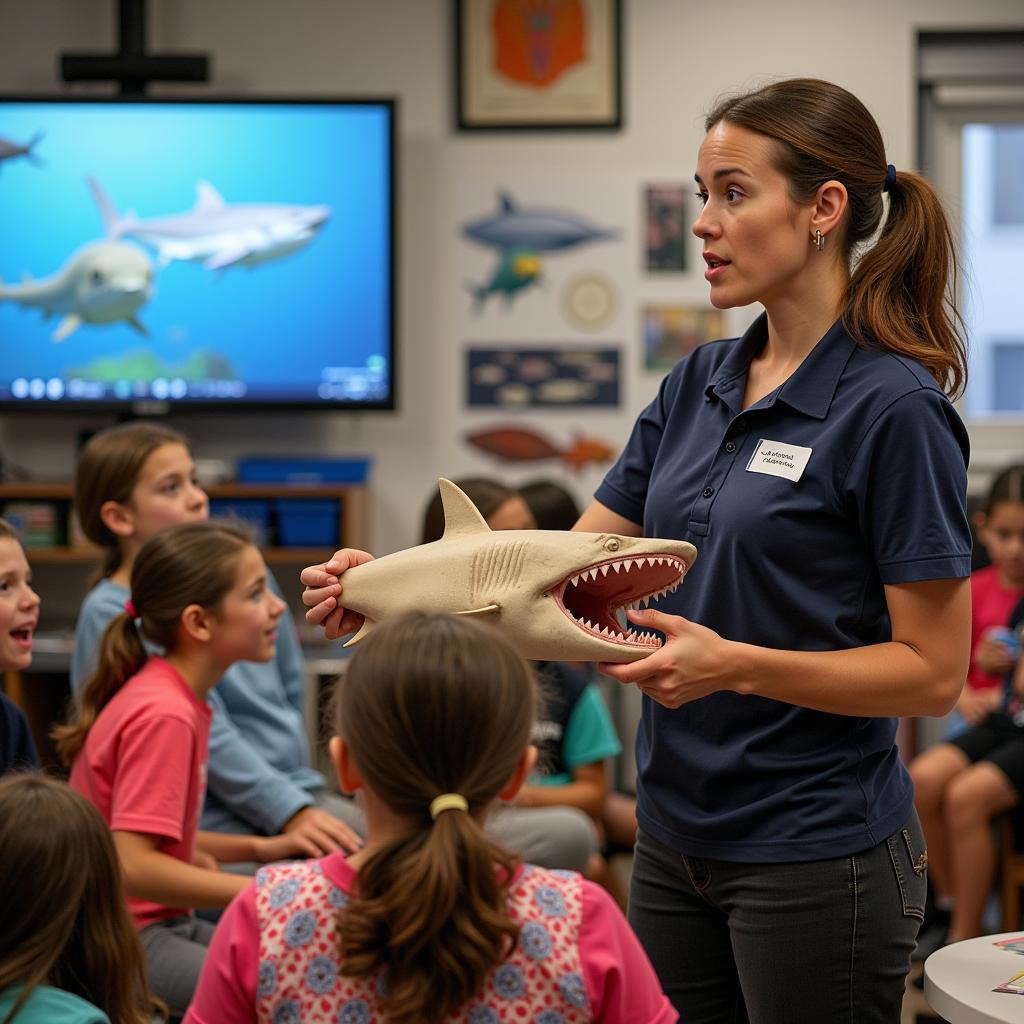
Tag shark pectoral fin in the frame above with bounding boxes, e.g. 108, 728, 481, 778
342, 617, 376, 648
127, 316, 149, 337
439, 478, 493, 538
203, 245, 251, 272
454, 604, 500, 617
52, 314, 82, 342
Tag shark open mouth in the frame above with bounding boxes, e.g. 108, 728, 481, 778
552, 554, 686, 649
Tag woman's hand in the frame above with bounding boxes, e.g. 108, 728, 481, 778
300, 548, 375, 640
598, 608, 735, 708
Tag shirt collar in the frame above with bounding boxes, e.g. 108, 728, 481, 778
705, 312, 858, 420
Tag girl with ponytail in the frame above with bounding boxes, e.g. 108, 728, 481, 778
55, 521, 312, 1022
185, 612, 676, 1024
554, 78, 973, 1021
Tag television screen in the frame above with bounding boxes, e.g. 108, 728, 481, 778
0, 97, 395, 410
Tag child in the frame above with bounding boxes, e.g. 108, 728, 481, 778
946, 464, 1024, 736
184, 612, 677, 1024
518, 479, 640, 856
71, 421, 363, 856
911, 464, 1024, 946
421, 478, 618, 882
0, 773, 161, 1024
55, 521, 315, 1020
0, 519, 40, 775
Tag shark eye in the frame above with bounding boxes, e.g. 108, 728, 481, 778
604, 537, 621, 553
90, 270, 104, 285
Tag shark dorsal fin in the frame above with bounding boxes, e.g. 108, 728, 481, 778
439, 478, 492, 539
498, 191, 517, 214
195, 180, 225, 212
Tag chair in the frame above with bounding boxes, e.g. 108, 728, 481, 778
999, 813, 1024, 932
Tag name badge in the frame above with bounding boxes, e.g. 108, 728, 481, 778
746, 438, 812, 482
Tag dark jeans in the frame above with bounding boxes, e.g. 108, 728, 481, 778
629, 814, 927, 1024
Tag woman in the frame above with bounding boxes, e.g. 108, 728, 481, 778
302, 78, 972, 1022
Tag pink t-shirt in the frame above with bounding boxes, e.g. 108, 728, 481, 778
967, 566, 1024, 692
69, 656, 212, 931
184, 854, 677, 1024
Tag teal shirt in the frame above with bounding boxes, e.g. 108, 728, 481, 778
532, 682, 621, 787
0, 984, 109, 1023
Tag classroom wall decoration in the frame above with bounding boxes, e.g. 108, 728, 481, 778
643, 184, 689, 272
464, 424, 616, 470
460, 191, 619, 313
642, 304, 727, 371
466, 345, 620, 407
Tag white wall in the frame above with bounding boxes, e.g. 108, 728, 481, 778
2, 0, 1022, 555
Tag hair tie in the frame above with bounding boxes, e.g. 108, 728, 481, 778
124, 599, 137, 618
883, 164, 897, 192
429, 793, 468, 820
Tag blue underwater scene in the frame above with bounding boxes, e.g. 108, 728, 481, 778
0, 100, 393, 405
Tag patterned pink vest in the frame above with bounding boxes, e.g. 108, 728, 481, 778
253, 859, 593, 1023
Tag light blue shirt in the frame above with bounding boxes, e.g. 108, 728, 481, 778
71, 573, 323, 833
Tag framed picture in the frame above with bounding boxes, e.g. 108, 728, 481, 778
644, 185, 688, 272
642, 305, 728, 372
455, 0, 622, 131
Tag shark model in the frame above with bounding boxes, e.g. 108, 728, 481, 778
0, 131, 44, 171
87, 176, 330, 272
337, 479, 698, 663
0, 241, 153, 341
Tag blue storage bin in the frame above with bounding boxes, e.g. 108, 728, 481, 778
275, 498, 340, 548
209, 499, 272, 545
238, 457, 371, 484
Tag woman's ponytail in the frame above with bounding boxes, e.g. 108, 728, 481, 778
53, 613, 146, 764
845, 170, 968, 398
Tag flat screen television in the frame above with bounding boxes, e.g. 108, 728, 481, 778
0, 96, 396, 411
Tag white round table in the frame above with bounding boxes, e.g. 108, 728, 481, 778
925, 932, 1024, 1023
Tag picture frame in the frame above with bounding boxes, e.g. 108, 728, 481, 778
455, 0, 622, 132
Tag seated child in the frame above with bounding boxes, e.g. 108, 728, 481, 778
71, 421, 363, 855
0, 773, 161, 1024
0, 519, 40, 775
55, 521, 315, 1020
184, 612, 677, 1024
911, 592, 1024, 944
420, 478, 613, 879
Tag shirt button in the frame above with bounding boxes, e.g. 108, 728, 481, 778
724, 441, 736, 453
702, 486, 714, 498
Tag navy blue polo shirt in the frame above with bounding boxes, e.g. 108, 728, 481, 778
596, 312, 971, 861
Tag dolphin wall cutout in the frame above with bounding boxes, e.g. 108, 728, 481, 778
336, 479, 697, 663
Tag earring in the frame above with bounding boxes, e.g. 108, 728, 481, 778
814, 230, 825, 252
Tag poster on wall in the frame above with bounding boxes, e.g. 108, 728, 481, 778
465, 424, 616, 471
642, 305, 727, 371
644, 184, 689, 272
460, 191, 619, 314
466, 345, 620, 407
455, 0, 622, 131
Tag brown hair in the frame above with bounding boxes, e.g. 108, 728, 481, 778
420, 477, 516, 544
0, 518, 19, 543
334, 612, 538, 1024
54, 520, 252, 764
983, 464, 1024, 516
0, 774, 163, 1024
519, 479, 581, 532
705, 78, 968, 398
74, 421, 190, 580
